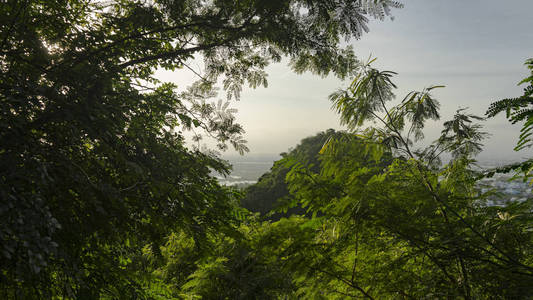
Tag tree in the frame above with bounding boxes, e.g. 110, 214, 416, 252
0, 0, 402, 297
279, 60, 533, 298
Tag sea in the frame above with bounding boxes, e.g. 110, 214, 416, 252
215, 153, 281, 187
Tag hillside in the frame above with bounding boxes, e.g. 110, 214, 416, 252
241, 129, 338, 216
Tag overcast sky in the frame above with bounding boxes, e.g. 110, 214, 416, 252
158, 0, 533, 161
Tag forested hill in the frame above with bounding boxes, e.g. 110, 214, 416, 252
241, 129, 338, 216
242, 128, 394, 219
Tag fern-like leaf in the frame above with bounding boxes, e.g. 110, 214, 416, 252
486, 58, 533, 151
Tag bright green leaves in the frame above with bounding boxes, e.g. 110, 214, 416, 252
283, 159, 340, 216
438, 156, 479, 197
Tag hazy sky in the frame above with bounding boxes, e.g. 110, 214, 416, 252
159, 0, 533, 161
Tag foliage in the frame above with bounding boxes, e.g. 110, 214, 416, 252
147, 216, 316, 299
139, 62, 533, 299
0, 0, 402, 297
487, 58, 533, 151
485, 58, 533, 181
9, 1, 532, 298
277, 61, 533, 298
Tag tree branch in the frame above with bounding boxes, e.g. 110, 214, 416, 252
118, 38, 236, 68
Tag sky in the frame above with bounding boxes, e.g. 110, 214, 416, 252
158, 0, 533, 162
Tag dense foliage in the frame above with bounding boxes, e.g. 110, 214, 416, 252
135, 59, 533, 299
276, 61, 533, 298
238, 60, 533, 298
2, 0, 532, 298
0, 0, 403, 297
